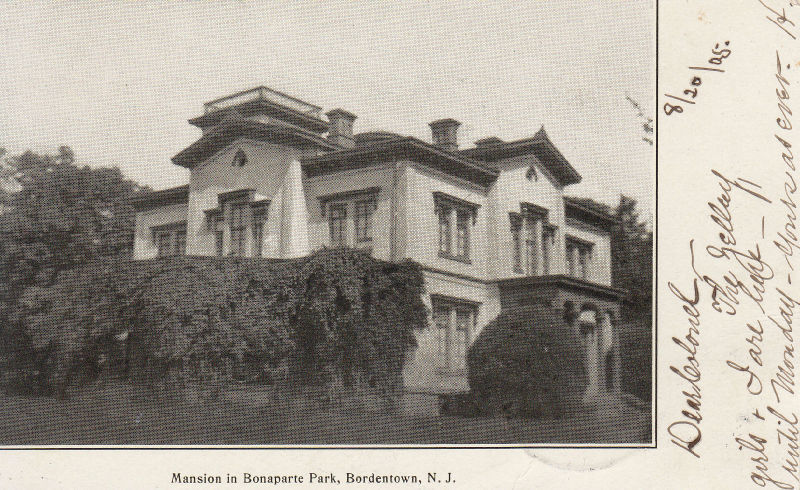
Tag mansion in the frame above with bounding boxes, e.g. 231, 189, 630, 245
131, 86, 625, 396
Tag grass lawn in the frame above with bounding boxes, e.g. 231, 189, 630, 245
0, 382, 651, 445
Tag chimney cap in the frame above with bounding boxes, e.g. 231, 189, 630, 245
326, 108, 357, 121
429, 118, 461, 130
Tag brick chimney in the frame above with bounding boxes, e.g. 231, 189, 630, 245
429, 118, 461, 152
326, 108, 357, 148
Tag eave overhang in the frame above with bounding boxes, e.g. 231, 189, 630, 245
172, 118, 340, 169
130, 185, 190, 212
564, 196, 620, 232
302, 136, 499, 188
496, 274, 628, 302
460, 127, 582, 186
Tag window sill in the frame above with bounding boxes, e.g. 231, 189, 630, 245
438, 252, 472, 264
436, 368, 467, 377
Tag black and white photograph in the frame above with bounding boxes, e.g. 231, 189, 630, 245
0, 1, 654, 447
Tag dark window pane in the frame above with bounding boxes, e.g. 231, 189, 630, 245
252, 221, 263, 257
156, 231, 172, 257
456, 210, 470, 258
354, 199, 374, 243
230, 202, 248, 256
329, 203, 347, 247
175, 230, 186, 255
511, 219, 522, 272
525, 216, 537, 275
438, 206, 451, 254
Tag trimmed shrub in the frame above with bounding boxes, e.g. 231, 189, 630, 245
2, 249, 428, 400
467, 305, 588, 419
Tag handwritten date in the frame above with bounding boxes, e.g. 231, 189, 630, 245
664, 41, 732, 116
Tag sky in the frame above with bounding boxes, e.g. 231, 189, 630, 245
0, 1, 655, 219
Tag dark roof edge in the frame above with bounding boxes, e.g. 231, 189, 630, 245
564, 196, 620, 231
495, 274, 628, 301
172, 119, 340, 168
131, 185, 190, 211
460, 127, 582, 186
301, 136, 499, 187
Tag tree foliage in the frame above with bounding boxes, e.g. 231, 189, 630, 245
0, 147, 148, 355
5, 250, 428, 400
467, 305, 588, 419
611, 195, 653, 316
611, 195, 653, 401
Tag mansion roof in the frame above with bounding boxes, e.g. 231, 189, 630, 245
460, 127, 582, 186
564, 196, 620, 232
130, 184, 189, 211
171, 86, 585, 189
172, 114, 340, 168
189, 86, 328, 134
301, 134, 499, 188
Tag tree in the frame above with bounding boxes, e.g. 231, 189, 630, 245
611, 195, 653, 316
610, 195, 653, 401
0, 146, 148, 360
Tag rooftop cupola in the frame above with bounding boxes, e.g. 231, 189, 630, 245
429, 118, 461, 152
188, 86, 329, 134
326, 108, 357, 148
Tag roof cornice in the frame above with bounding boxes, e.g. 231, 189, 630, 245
495, 274, 628, 301
301, 136, 499, 188
564, 196, 620, 231
130, 185, 190, 211
460, 127, 582, 186
172, 118, 340, 169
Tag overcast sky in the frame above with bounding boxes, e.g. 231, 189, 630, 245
1, 1, 654, 218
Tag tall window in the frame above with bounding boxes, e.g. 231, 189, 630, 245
229, 202, 248, 256
252, 205, 267, 257
453, 307, 472, 370
354, 199, 375, 244
214, 216, 224, 257
329, 203, 347, 247
511, 207, 554, 276
511, 216, 522, 272
432, 298, 476, 372
156, 231, 173, 257
153, 222, 187, 257
542, 226, 555, 275
438, 205, 452, 255
319, 188, 380, 250
524, 215, 538, 275
434, 304, 450, 362
434, 192, 478, 263
566, 237, 593, 279
175, 229, 187, 256
456, 210, 470, 259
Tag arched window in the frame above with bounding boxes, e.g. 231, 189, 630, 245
232, 149, 248, 167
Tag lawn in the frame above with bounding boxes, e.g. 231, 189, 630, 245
0, 382, 651, 446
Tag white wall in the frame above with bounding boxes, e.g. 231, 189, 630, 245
133, 203, 188, 259
185, 138, 310, 258
489, 154, 567, 279
402, 271, 500, 393
402, 162, 489, 280
303, 164, 395, 261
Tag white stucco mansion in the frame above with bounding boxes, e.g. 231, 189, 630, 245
132, 86, 625, 395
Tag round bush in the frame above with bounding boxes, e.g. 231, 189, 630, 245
467, 305, 588, 419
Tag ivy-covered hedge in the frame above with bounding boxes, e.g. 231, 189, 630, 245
466, 305, 588, 419
3, 249, 428, 400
